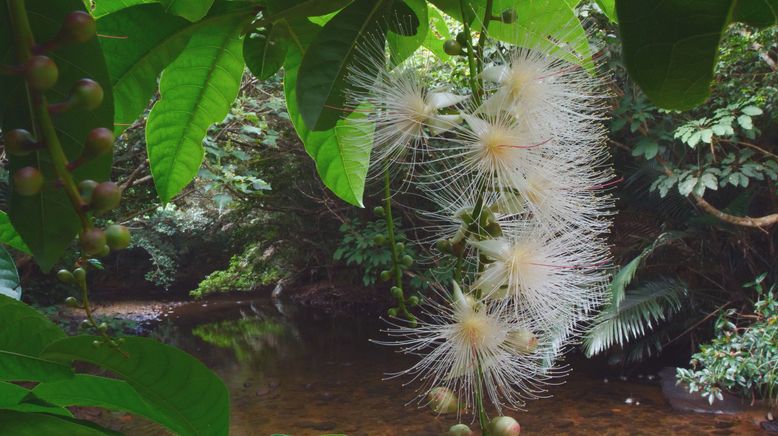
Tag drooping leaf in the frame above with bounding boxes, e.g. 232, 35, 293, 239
0, 211, 30, 254
244, 23, 289, 80
0, 294, 66, 356
43, 336, 230, 436
615, 0, 743, 110
96, 4, 194, 135
296, 0, 393, 131
146, 13, 247, 203
0, 410, 117, 436
33, 375, 178, 434
387, 0, 428, 64
0, 381, 72, 416
284, 19, 372, 207
92, 0, 216, 21
263, 0, 353, 19
1, 0, 114, 272
0, 246, 21, 300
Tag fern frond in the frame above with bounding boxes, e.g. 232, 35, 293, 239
584, 277, 688, 357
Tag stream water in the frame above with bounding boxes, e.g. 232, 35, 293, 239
100, 296, 764, 435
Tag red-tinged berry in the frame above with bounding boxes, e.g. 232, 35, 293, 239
70, 79, 103, 110
105, 224, 131, 250
4, 129, 37, 156
13, 166, 44, 196
78, 179, 98, 203
24, 55, 58, 91
79, 227, 106, 256
83, 127, 114, 157
59, 11, 96, 44
90, 181, 121, 212
490, 416, 521, 436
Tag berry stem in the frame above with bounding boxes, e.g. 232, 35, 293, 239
6, 0, 90, 230
383, 167, 410, 319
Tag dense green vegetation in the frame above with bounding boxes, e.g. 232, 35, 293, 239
0, 0, 776, 434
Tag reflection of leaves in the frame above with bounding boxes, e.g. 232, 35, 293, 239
192, 317, 296, 364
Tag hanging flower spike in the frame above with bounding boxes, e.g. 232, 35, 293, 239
470, 227, 610, 334
377, 282, 563, 415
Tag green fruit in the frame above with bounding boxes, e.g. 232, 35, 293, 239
455, 31, 470, 46
407, 315, 418, 328
401, 254, 413, 267
4, 129, 37, 156
105, 224, 131, 250
443, 39, 463, 56
65, 296, 80, 307
79, 228, 106, 256
490, 416, 521, 436
56, 269, 75, 284
373, 234, 386, 245
387, 307, 398, 317
59, 11, 96, 43
380, 270, 392, 281
79, 319, 91, 330
73, 267, 86, 282
395, 242, 405, 252
83, 127, 114, 157
373, 206, 385, 217
78, 179, 98, 203
390, 286, 403, 299
24, 55, 58, 91
90, 181, 121, 212
501, 9, 517, 24
13, 166, 44, 196
448, 423, 473, 436
408, 295, 420, 306
70, 78, 104, 110
95, 244, 110, 258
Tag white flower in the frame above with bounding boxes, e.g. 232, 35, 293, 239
347, 59, 467, 170
470, 227, 609, 333
479, 46, 609, 146
378, 282, 563, 414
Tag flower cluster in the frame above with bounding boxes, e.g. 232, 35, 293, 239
348, 31, 614, 418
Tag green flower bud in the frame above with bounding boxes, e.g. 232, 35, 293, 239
490, 416, 521, 436
380, 270, 392, 281
390, 286, 403, 299
395, 242, 405, 252
92, 340, 102, 348
373, 234, 386, 245
57, 269, 75, 284
408, 295, 420, 306
387, 307, 398, 317
373, 206, 385, 217
407, 315, 418, 328
73, 267, 86, 282
78, 179, 98, 203
97, 322, 108, 332
401, 254, 413, 267
455, 31, 470, 47
24, 55, 58, 91
80, 319, 91, 330
70, 78, 104, 110
428, 387, 458, 414
65, 296, 79, 307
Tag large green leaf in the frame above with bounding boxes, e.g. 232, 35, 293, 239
92, 0, 216, 21
594, 0, 617, 22
284, 19, 372, 207
146, 13, 247, 203
0, 410, 116, 436
0, 351, 74, 382
387, 0, 428, 64
0, 294, 66, 356
1, 0, 114, 272
0, 246, 21, 300
43, 336, 230, 436
0, 382, 71, 416
264, 0, 353, 19
422, 6, 452, 61
96, 4, 193, 135
244, 23, 289, 80
33, 375, 179, 434
296, 0, 393, 131
0, 211, 30, 254
615, 0, 778, 110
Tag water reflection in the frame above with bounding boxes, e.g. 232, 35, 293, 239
108, 297, 761, 435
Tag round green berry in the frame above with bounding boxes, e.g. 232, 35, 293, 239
24, 55, 58, 91
4, 129, 37, 156
105, 224, 131, 250
57, 269, 75, 284
59, 11, 96, 44
13, 166, 44, 196
70, 78, 104, 110
83, 127, 114, 158
90, 181, 121, 213
443, 39, 463, 56
79, 228, 106, 256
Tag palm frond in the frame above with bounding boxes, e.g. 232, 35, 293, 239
584, 277, 688, 357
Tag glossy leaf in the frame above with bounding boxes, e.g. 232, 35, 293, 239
0, 294, 66, 356
616, 0, 732, 110
0, 246, 21, 300
96, 4, 193, 134
594, 0, 617, 22
387, 0, 428, 64
1, 0, 114, 272
33, 375, 178, 434
732, 0, 778, 27
422, 6, 452, 60
244, 24, 289, 81
92, 0, 216, 21
284, 20, 372, 207
146, 13, 247, 203
43, 336, 230, 436
263, 0, 353, 19
0, 351, 74, 382
296, 0, 393, 131
0, 211, 30, 254
0, 410, 116, 436
0, 381, 72, 416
